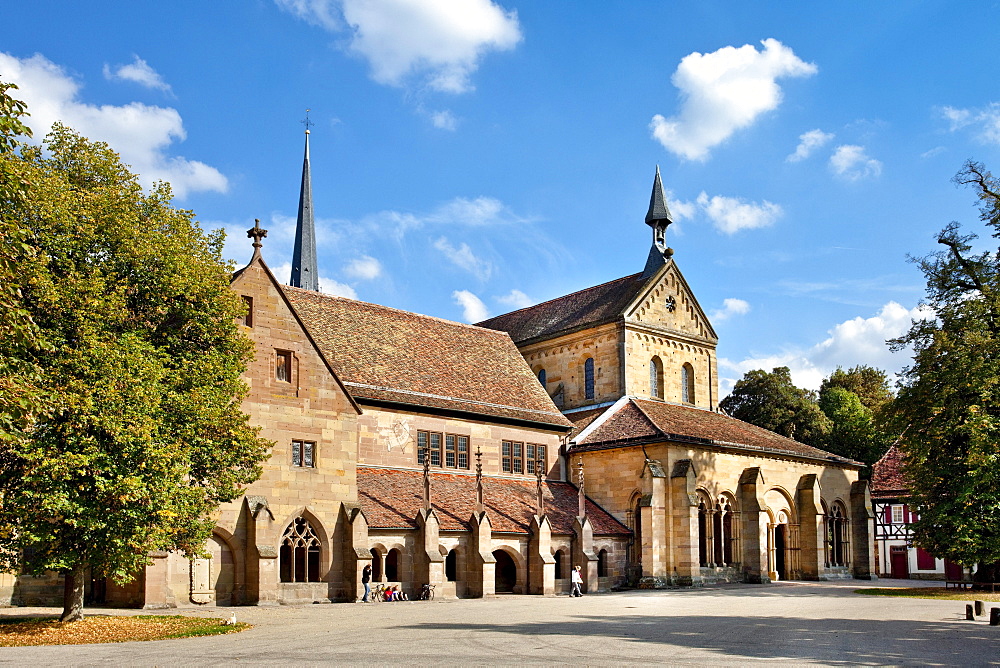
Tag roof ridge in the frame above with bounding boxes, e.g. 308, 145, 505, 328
282, 284, 511, 337
477, 271, 645, 324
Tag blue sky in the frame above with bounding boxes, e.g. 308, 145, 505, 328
4, 1, 999, 395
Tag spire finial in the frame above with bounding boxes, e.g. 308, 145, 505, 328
642, 165, 675, 278
301, 108, 314, 134
535, 453, 545, 517
577, 457, 586, 518
247, 219, 268, 260
422, 440, 432, 512
475, 447, 484, 514
291, 114, 319, 291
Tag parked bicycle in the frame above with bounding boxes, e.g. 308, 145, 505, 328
419, 583, 435, 600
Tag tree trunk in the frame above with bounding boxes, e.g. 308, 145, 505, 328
974, 561, 1000, 584
60, 564, 86, 622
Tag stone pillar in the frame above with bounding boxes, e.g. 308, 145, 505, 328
850, 480, 877, 580
529, 515, 555, 595
670, 459, 702, 586
141, 551, 174, 609
468, 511, 495, 598
415, 509, 445, 595
641, 459, 667, 579
244, 496, 279, 605
572, 516, 599, 593
796, 474, 827, 580
342, 503, 372, 601
738, 468, 771, 584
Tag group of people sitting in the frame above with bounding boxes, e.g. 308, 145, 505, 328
383, 585, 408, 601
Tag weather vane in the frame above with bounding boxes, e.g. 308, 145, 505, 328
301, 108, 314, 133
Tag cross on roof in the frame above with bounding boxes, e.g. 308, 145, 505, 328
247, 219, 268, 250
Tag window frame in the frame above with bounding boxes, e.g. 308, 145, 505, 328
291, 439, 316, 468
417, 430, 470, 470
276, 349, 293, 383
584, 358, 595, 400
502, 441, 546, 476
241, 295, 254, 327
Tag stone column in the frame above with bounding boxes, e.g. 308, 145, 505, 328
244, 495, 279, 605
572, 516, 599, 593
529, 515, 555, 595
738, 468, 771, 584
796, 474, 826, 580
850, 480, 877, 580
415, 509, 445, 595
468, 511, 495, 598
670, 459, 702, 586
342, 503, 372, 601
641, 459, 667, 579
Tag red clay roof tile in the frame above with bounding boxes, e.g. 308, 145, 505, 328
282, 287, 571, 429
871, 444, 908, 498
357, 467, 630, 536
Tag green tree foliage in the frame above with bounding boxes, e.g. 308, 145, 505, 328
817, 366, 895, 472
891, 160, 1000, 582
0, 82, 270, 621
720, 367, 831, 446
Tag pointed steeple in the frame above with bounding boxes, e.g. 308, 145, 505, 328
290, 112, 319, 291
642, 165, 674, 278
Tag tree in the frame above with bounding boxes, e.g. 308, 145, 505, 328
818, 366, 895, 472
720, 367, 831, 446
0, 82, 270, 621
891, 160, 1000, 583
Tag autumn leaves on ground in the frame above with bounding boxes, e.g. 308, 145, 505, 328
0, 615, 250, 646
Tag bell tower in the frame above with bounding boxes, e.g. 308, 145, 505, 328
642, 165, 674, 278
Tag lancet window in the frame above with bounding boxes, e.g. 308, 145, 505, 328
279, 517, 321, 583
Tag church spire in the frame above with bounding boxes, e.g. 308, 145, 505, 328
642, 165, 674, 278
290, 111, 319, 291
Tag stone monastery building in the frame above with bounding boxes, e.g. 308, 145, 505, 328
1, 133, 876, 608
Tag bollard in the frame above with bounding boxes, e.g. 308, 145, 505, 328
991, 608, 1000, 626
966, 604, 975, 620
975, 600, 986, 616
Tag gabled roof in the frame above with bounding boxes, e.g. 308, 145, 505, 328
477, 271, 650, 345
573, 398, 862, 467
871, 444, 908, 499
357, 467, 630, 536
282, 287, 571, 429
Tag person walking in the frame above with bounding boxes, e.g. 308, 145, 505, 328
571, 565, 583, 597
361, 564, 372, 602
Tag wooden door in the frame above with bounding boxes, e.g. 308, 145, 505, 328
890, 546, 909, 579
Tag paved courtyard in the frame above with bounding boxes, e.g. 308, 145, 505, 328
1, 580, 997, 666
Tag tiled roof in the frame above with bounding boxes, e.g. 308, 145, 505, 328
357, 467, 630, 536
574, 398, 861, 467
565, 406, 610, 440
476, 272, 648, 345
871, 444, 908, 498
282, 287, 571, 429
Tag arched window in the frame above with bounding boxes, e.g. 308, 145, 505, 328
681, 363, 695, 404
597, 549, 608, 577
279, 517, 321, 583
719, 497, 736, 567
386, 548, 401, 581
445, 549, 458, 582
828, 504, 849, 567
537, 368, 546, 388
584, 358, 595, 400
554, 549, 565, 579
370, 547, 383, 582
649, 356, 664, 399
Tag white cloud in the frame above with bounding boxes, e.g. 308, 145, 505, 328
277, 0, 522, 93
940, 103, 1000, 144
452, 289, 488, 322
272, 262, 358, 298
829, 144, 882, 181
496, 289, 533, 309
372, 196, 526, 239
0, 52, 226, 199
696, 191, 783, 234
718, 301, 932, 395
710, 298, 751, 322
650, 38, 817, 161
921, 146, 946, 159
343, 255, 382, 280
434, 237, 492, 280
787, 128, 833, 162
430, 109, 457, 130
102, 55, 172, 93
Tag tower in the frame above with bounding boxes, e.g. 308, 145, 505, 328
642, 165, 674, 278
290, 113, 319, 291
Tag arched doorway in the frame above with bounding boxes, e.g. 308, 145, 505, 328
774, 524, 787, 580
370, 548, 383, 582
493, 549, 517, 593
445, 549, 458, 582
554, 549, 565, 580
208, 534, 234, 605
386, 548, 401, 581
